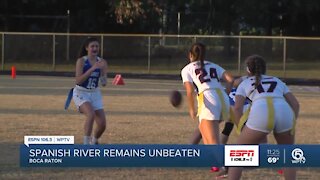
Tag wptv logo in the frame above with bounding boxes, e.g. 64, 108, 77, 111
225, 145, 259, 166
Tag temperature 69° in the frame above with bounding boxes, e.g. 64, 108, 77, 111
267, 157, 279, 164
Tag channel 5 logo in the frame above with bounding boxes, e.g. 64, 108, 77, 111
225, 145, 259, 166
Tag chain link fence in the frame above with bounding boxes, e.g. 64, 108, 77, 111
1, 32, 320, 79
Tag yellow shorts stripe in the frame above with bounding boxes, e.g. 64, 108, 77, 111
197, 92, 204, 117
229, 107, 235, 123
236, 106, 251, 135
216, 88, 229, 121
266, 97, 275, 131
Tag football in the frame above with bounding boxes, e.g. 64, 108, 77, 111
170, 90, 182, 107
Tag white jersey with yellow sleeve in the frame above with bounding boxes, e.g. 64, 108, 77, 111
181, 60, 230, 122
236, 75, 295, 133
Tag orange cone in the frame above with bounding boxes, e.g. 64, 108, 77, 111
11, 66, 16, 79
112, 74, 119, 85
112, 74, 125, 85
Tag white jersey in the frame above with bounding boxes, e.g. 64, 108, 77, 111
181, 60, 226, 93
235, 75, 293, 133
236, 75, 290, 102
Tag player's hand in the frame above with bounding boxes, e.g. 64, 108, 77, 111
100, 76, 107, 86
92, 60, 106, 69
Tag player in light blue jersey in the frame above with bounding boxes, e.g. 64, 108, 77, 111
72, 37, 108, 145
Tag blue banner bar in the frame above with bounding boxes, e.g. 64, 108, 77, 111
20, 144, 320, 168
20, 144, 224, 167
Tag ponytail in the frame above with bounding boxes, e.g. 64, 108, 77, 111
189, 43, 206, 70
245, 55, 266, 88
254, 59, 262, 88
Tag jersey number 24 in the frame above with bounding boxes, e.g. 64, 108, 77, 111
195, 68, 219, 83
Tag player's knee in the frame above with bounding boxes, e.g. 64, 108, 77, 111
97, 118, 106, 129
99, 121, 106, 130
222, 122, 234, 136
86, 112, 95, 122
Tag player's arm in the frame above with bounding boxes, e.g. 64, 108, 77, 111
100, 59, 108, 86
284, 92, 300, 118
221, 71, 234, 94
75, 58, 98, 85
184, 82, 197, 121
233, 76, 246, 88
233, 95, 246, 126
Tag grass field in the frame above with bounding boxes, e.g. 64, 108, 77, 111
0, 75, 319, 180
2, 61, 320, 79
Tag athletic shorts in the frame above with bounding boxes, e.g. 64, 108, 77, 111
246, 98, 295, 133
197, 89, 230, 122
72, 85, 104, 111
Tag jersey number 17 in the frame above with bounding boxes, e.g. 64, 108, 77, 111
255, 81, 277, 93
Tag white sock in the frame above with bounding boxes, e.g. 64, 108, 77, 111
83, 136, 91, 145
91, 137, 98, 145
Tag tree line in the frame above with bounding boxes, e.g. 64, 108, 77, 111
0, 0, 319, 36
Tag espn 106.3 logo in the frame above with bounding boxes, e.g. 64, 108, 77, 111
225, 145, 259, 166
